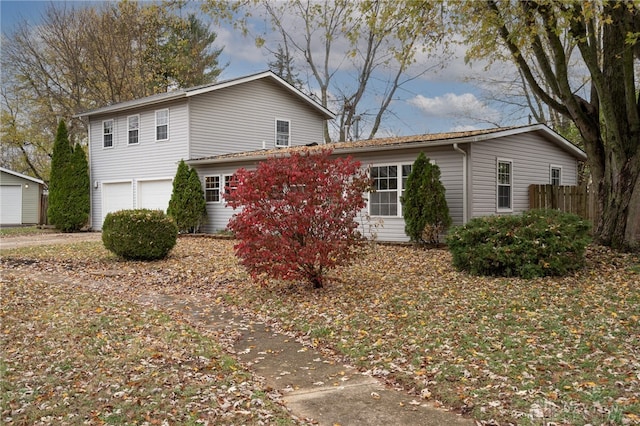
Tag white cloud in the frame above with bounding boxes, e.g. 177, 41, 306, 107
214, 25, 267, 70
450, 124, 480, 132
408, 92, 500, 123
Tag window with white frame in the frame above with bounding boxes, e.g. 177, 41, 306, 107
223, 174, 238, 199
103, 120, 114, 148
156, 109, 169, 141
550, 165, 562, 185
275, 119, 290, 147
497, 159, 512, 211
128, 115, 139, 145
369, 164, 412, 216
205, 176, 221, 203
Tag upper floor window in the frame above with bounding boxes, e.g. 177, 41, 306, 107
497, 159, 512, 211
156, 109, 169, 141
275, 119, 290, 147
550, 165, 562, 185
103, 120, 114, 148
128, 115, 139, 145
369, 164, 412, 216
205, 175, 221, 203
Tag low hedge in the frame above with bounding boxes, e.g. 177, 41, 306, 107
102, 209, 178, 261
446, 209, 591, 278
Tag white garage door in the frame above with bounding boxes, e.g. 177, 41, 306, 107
102, 182, 133, 224
138, 179, 172, 212
0, 185, 22, 224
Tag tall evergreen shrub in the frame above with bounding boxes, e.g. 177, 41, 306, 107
167, 160, 207, 233
48, 120, 90, 232
401, 152, 451, 245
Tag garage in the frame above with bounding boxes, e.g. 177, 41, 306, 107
102, 181, 133, 224
0, 167, 45, 225
0, 185, 22, 225
137, 179, 172, 212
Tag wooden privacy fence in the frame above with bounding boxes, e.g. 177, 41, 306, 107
40, 193, 48, 225
529, 184, 597, 222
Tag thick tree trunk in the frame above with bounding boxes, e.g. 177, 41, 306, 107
595, 155, 640, 251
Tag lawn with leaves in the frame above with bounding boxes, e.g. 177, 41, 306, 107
0, 226, 55, 237
1, 238, 639, 425
0, 272, 300, 425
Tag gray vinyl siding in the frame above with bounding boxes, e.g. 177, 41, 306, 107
0, 172, 41, 224
354, 147, 464, 242
89, 100, 189, 229
469, 133, 579, 219
193, 146, 465, 242
194, 164, 247, 234
189, 79, 325, 158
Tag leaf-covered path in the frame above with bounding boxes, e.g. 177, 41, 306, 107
1, 236, 639, 425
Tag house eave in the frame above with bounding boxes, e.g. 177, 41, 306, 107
0, 167, 45, 185
74, 92, 187, 119
187, 124, 587, 167
186, 71, 336, 119
74, 70, 335, 120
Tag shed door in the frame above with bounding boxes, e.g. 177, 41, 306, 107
138, 179, 172, 212
0, 185, 22, 224
102, 182, 133, 224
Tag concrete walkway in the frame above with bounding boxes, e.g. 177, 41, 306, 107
138, 294, 474, 426
2, 233, 475, 425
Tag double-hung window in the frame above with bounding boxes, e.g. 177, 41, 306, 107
369, 164, 412, 216
156, 109, 169, 141
103, 120, 114, 148
128, 115, 139, 145
550, 165, 562, 186
223, 174, 238, 200
205, 176, 221, 203
275, 119, 290, 147
497, 159, 513, 211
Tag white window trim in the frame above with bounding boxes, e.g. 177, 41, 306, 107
550, 164, 562, 185
128, 114, 140, 145
496, 158, 513, 212
368, 162, 413, 218
155, 109, 169, 142
102, 119, 114, 149
275, 119, 290, 147
204, 175, 221, 204
222, 174, 237, 201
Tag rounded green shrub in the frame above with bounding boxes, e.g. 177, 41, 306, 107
102, 209, 178, 260
446, 209, 591, 278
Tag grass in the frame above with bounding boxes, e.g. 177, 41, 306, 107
0, 274, 300, 425
0, 225, 54, 237
1, 238, 638, 425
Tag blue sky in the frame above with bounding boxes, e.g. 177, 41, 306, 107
1, 0, 524, 137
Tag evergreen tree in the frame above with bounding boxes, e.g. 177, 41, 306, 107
47, 120, 71, 230
48, 120, 89, 232
167, 160, 207, 233
401, 153, 452, 245
68, 144, 90, 229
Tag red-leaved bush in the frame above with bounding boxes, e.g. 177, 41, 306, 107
225, 148, 371, 288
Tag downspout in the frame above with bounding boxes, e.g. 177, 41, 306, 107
453, 143, 468, 223
87, 121, 93, 230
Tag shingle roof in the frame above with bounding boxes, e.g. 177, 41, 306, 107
187, 124, 587, 165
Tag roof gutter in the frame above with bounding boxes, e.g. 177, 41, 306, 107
187, 137, 485, 166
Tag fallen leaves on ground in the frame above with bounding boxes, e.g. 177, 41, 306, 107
0, 266, 301, 425
1, 238, 639, 425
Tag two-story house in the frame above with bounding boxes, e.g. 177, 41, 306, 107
75, 71, 334, 230
78, 70, 587, 241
